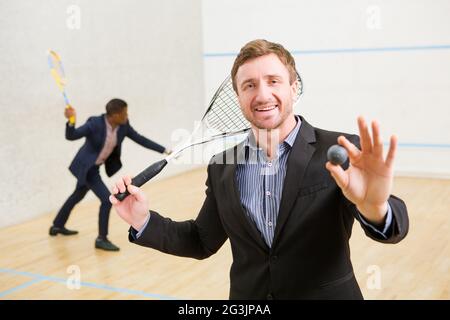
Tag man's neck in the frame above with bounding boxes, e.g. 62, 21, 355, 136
252, 114, 297, 160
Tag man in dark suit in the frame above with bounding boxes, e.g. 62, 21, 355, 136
50, 98, 170, 251
110, 40, 409, 298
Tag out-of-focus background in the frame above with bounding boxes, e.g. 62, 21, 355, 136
0, 0, 448, 300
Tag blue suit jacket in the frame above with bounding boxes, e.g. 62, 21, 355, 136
66, 114, 165, 185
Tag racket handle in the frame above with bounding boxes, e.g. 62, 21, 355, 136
114, 159, 168, 201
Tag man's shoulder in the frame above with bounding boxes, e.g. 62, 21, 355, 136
314, 126, 358, 142
75, 114, 103, 127
87, 114, 105, 123
84, 114, 108, 129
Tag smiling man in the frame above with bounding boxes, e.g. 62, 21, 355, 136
110, 39, 409, 299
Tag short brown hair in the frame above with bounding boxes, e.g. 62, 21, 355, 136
231, 39, 297, 92
106, 98, 127, 116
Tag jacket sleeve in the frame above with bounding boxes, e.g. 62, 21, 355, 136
65, 118, 92, 140
344, 194, 409, 243
129, 162, 228, 259
126, 121, 166, 153
343, 134, 409, 243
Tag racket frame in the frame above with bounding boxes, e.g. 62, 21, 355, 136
47, 50, 75, 124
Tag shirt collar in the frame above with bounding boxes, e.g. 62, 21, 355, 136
243, 115, 302, 151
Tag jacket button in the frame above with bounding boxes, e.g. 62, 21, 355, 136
271, 255, 278, 262
267, 293, 273, 300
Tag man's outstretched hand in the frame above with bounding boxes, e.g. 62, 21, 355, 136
325, 116, 397, 225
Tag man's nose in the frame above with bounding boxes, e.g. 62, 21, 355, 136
254, 83, 272, 103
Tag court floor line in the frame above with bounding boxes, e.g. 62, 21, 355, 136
0, 268, 182, 300
0, 278, 42, 298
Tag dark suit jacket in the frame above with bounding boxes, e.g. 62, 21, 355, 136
130, 116, 409, 300
66, 114, 165, 184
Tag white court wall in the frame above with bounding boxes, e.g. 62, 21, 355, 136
2, 0, 450, 228
202, 0, 450, 178
0, 0, 204, 227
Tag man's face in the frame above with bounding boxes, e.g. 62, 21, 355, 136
235, 53, 298, 130
113, 107, 128, 125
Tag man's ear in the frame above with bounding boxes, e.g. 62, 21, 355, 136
291, 80, 299, 102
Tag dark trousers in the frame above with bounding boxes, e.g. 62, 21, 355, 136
53, 166, 112, 239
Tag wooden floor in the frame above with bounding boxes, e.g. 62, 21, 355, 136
0, 168, 449, 299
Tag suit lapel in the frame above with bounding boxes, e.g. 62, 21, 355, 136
272, 117, 317, 246
117, 121, 127, 143
99, 114, 107, 147
222, 144, 270, 252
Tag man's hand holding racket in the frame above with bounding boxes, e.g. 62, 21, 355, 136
109, 176, 150, 231
64, 105, 76, 124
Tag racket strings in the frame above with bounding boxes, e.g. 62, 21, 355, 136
206, 77, 249, 133
48, 52, 66, 86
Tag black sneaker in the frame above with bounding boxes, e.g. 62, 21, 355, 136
49, 226, 79, 236
95, 238, 120, 251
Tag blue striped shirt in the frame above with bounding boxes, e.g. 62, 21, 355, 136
235, 117, 302, 248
